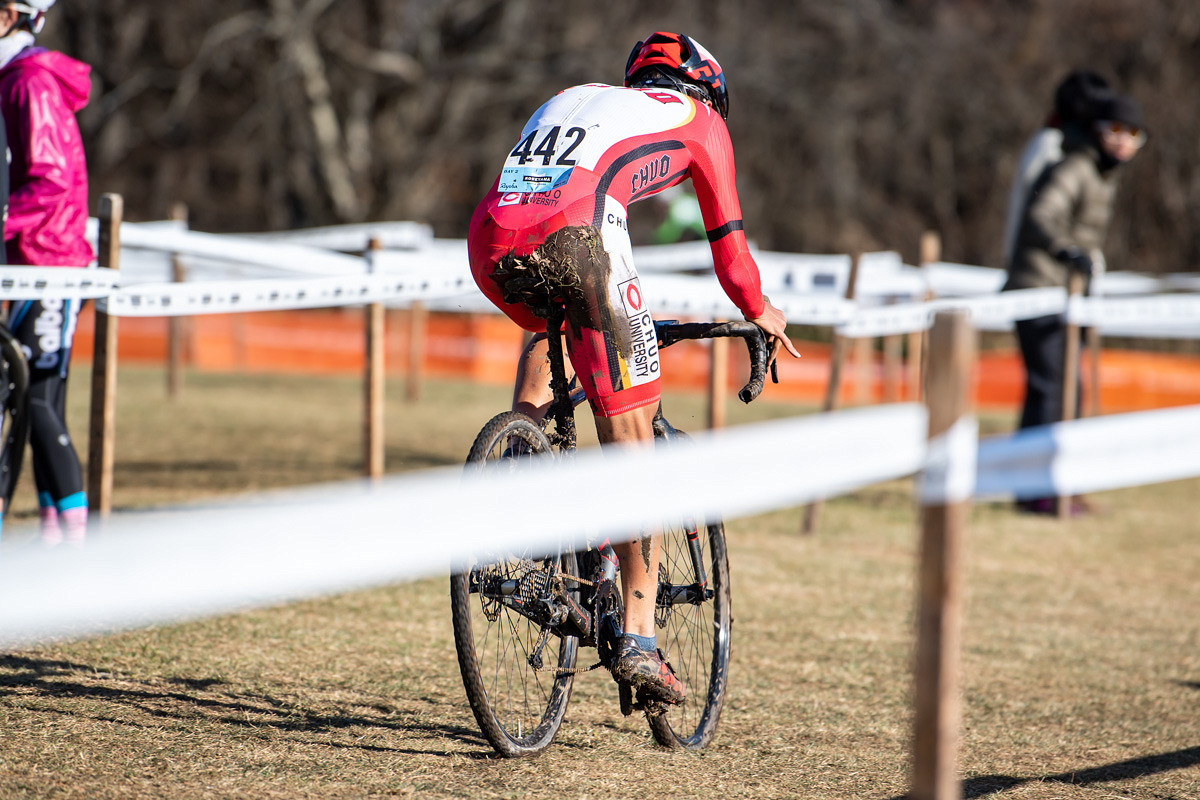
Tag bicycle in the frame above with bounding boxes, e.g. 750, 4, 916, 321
450, 303, 774, 757
0, 317, 30, 525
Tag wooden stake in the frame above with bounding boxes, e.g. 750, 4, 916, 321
707, 320, 729, 429
364, 238, 385, 479
883, 320, 903, 403
852, 334, 873, 404
801, 252, 861, 535
1085, 324, 1101, 418
87, 194, 122, 517
1058, 270, 1085, 519
166, 202, 188, 399
406, 300, 426, 403
909, 230, 942, 402
911, 310, 975, 800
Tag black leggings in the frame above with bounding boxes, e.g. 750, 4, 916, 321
1015, 314, 1083, 430
9, 299, 85, 505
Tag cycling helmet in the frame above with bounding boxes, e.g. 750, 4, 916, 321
624, 32, 729, 119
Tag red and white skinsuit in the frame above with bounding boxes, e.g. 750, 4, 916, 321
468, 83, 765, 417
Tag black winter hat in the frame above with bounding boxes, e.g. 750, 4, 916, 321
1053, 70, 1111, 124
1095, 93, 1145, 131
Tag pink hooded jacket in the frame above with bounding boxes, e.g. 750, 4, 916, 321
0, 47, 94, 267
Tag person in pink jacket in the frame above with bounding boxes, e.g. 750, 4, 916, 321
0, 0, 94, 546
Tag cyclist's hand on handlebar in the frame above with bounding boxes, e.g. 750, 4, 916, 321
746, 296, 802, 362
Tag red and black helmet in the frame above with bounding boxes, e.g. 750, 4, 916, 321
624, 32, 729, 119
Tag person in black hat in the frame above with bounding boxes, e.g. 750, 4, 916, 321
1002, 70, 1113, 267
1002, 91, 1146, 515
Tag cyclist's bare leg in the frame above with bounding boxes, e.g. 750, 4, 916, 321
511, 333, 576, 423
595, 406, 660, 639
513, 357, 662, 638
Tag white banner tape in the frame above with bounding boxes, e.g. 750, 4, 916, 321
244, 221, 434, 251
0, 266, 116, 299
836, 288, 1067, 338
104, 271, 472, 317
1068, 295, 1200, 332
919, 416, 979, 506
116, 223, 366, 275
3, 395, 1200, 648
0, 404, 928, 648
975, 404, 1200, 498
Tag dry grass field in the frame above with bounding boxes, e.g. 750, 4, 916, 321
0, 366, 1196, 799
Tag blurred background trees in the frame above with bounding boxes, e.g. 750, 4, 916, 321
43, 0, 1200, 273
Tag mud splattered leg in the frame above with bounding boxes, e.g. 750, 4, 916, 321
598, 405, 660, 638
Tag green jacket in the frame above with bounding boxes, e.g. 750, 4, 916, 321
1003, 141, 1116, 291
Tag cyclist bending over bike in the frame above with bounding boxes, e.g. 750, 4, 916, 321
467, 31, 800, 705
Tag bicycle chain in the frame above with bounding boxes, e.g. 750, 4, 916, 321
551, 661, 607, 677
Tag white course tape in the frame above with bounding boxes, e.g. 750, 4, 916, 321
116, 223, 367, 276
103, 270, 472, 317
925, 262, 1006, 296
635, 273, 856, 325
837, 287, 1067, 338
244, 221, 434, 251
1068, 295, 1200, 333
630, 240, 717, 273
975, 404, 1200, 499
0, 404, 928, 648
918, 416, 979, 506
837, 299, 937, 339
0, 266, 116, 299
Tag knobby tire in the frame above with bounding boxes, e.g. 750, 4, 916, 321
450, 411, 579, 757
0, 326, 29, 512
646, 427, 732, 749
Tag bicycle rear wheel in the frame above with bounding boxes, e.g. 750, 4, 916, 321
0, 326, 29, 512
450, 411, 579, 757
647, 428, 732, 749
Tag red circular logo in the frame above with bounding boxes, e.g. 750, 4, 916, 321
625, 283, 642, 311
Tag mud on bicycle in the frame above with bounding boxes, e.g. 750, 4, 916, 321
450, 304, 775, 756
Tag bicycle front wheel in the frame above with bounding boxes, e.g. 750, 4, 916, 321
0, 326, 29, 512
648, 516, 731, 749
450, 411, 579, 757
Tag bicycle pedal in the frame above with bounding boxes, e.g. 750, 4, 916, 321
618, 682, 633, 717
631, 689, 670, 718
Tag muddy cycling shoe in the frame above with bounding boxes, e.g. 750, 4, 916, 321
610, 636, 687, 705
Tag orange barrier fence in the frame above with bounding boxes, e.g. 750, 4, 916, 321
72, 307, 1200, 413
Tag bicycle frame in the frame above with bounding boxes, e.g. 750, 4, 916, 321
455, 304, 772, 752
477, 306, 771, 662
539, 305, 772, 449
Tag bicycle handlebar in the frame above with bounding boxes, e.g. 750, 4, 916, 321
654, 320, 776, 404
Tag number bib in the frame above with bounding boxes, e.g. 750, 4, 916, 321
498, 165, 574, 194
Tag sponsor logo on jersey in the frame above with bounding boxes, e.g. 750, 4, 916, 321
630, 155, 672, 194
499, 165, 574, 194
529, 189, 562, 208
618, 278, 659, 385
30, 299, 70, 370
496, 192, 524, 207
